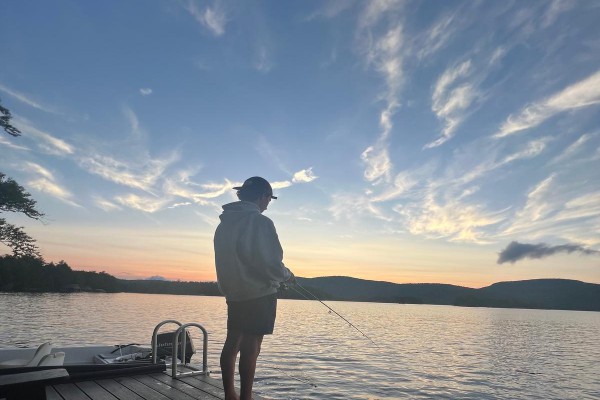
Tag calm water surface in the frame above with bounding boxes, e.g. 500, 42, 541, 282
0, 292, 598, 399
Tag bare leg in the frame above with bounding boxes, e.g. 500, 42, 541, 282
239, 334, 264, 400
221, 330, 243, 400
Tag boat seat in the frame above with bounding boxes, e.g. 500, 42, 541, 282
37, 352, 65, 367
0, 342, 52, 369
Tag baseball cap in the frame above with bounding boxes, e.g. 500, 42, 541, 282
233, 176, 277, 199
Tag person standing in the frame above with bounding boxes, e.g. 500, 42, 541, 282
214, 176, 295, 400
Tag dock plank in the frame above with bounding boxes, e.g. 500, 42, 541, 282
177, 375, 225, 398
54, 383, 91, 400
46, 386, 64, 400
95, 379, 145, 400
132, 375, 201, 400
150, 373, 219, 400
187, 375, 268, 400
114, 376, 171, 400
75, 381, 118, 400
193, 374, 225, 390
46, 367, 269, 400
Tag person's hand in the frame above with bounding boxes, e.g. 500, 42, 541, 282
286, 272, 296, 284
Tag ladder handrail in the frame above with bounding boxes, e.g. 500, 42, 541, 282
171, 323, 208, 378
151, 320, 182, 364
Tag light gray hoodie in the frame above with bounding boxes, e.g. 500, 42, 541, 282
214, 201, 292, 302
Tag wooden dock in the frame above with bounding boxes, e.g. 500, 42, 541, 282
45, 368, 267, 400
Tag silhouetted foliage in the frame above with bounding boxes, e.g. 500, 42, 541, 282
0, 101, 44, 258
0, 173, 45, 258
0, 256, 221, 296
0, 99, 21, 137
0, 255, 120, 292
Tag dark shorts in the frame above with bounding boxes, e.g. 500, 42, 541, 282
227, 293, 277, 335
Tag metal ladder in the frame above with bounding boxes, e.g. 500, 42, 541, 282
151, 320, 209, 378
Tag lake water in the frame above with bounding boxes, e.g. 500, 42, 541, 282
0, 292, 598, 399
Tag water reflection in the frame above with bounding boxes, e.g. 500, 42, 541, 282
1, 292, 599, 399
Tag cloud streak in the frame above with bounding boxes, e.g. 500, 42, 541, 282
185, 1, 227, 36
498, 241, 599, 264
114, 194, 170, 213
0, 84, 58, 114
24, 162, 81, 208
13, 117, 74, 156
427, 60, 477, 148
358, 4, 405, 184
495, 69, 600, 138
78, 151, 178, 193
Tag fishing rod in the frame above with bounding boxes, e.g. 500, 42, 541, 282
288, 282, 380, 348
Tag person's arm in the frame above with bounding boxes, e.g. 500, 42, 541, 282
252, 217, 293, 283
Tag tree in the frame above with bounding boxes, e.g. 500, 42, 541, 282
0, 99, 44, 258
0, 99, 21, 137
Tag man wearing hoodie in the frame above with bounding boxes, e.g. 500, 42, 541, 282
214, 176, 295, 400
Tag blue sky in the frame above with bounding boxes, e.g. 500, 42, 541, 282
1, 0, 599, 286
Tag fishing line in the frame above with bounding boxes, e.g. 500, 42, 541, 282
264, 364, 318, 388
290, 283, 380, 348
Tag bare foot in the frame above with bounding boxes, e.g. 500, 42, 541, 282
224, 391, 240, 400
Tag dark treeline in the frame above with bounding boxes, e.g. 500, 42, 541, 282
0, 255, 221, 295
0, 255, 119, 293
0, 256, 325, 300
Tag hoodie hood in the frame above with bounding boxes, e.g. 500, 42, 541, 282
219, 201, 260, 222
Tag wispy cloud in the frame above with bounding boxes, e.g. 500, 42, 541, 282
185, 0, 227, 36
78, 151, 178, 193
361, 136, 393, 184
497, 241, 598, 264
416, 12, 458, 61
24, 162, 81, 208
0, 136, 29, 151
451, 138, 549, 187
495, 69, 600, 138
139, 88, 153, 96
0, 84, 59, 114
94, 197, 122, 212
292, 168, 318, 183
395, 190, 506, 244
272, 181, 292, 189
114, 193, 170, 213
550, 133, 594, 164
123, 106, 144, 138
541, 0, 575, 29
305, 0, 356, 21
357, 4, 405, 184
499, 169, 600, 247
329, 192, 391, 222
12, 117, 75, 156
163, 176, 231, 206
503, 174, 556, 236
168, 202, 192, 209
426, 60, 477, 148
371, 169, 420, 203
254, 46, 272, 73
489, 46, 508, 66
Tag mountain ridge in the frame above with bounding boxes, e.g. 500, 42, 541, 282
294, 276, 600, 311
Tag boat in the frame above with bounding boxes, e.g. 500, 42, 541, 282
0, 320, 210, 399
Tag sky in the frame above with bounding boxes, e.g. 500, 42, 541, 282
1, 0, 599, 288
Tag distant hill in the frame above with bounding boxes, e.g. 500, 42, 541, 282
473, 279, 600, 311
297, 276, 600, 311
2, 256, 598, 311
